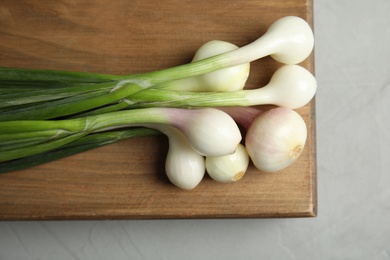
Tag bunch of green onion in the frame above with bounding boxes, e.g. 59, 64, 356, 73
0, 16, 316, 189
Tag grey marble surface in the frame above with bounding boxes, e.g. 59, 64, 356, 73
1, 0, 389, 259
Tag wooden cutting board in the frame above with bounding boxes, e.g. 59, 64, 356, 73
0, 0, 316, 220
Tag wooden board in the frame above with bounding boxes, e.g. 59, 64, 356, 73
0, 0, 316, 220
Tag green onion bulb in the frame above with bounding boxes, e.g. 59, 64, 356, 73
153, 125, 205, 190
245, 107, 307, 172
190, 40, 250, 92
205, 144, 249, 183
158, 40, 250, 92
168, 108, 242, 156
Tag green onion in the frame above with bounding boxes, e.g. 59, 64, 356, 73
0, 16, 315, 181
127, 65, 317, 110
0, 107, 242, 162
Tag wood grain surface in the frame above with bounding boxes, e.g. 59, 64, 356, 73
0, 0, 316, 220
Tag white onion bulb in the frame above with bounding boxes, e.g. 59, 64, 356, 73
260, 16, 315, 65
245, 107, 307, 172
161, 40, 250, 92
172, 108, 242, 156
245, 65, 317, 109
153, 125, 205, 190
206, 144, 249, 183
191, 40, 250, 92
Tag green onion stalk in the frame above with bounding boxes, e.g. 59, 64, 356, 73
0, 128, 159, 174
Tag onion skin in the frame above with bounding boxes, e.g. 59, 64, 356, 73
245, 107, 307, 172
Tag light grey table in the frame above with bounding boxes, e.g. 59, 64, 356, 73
1, 1, 389, 259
